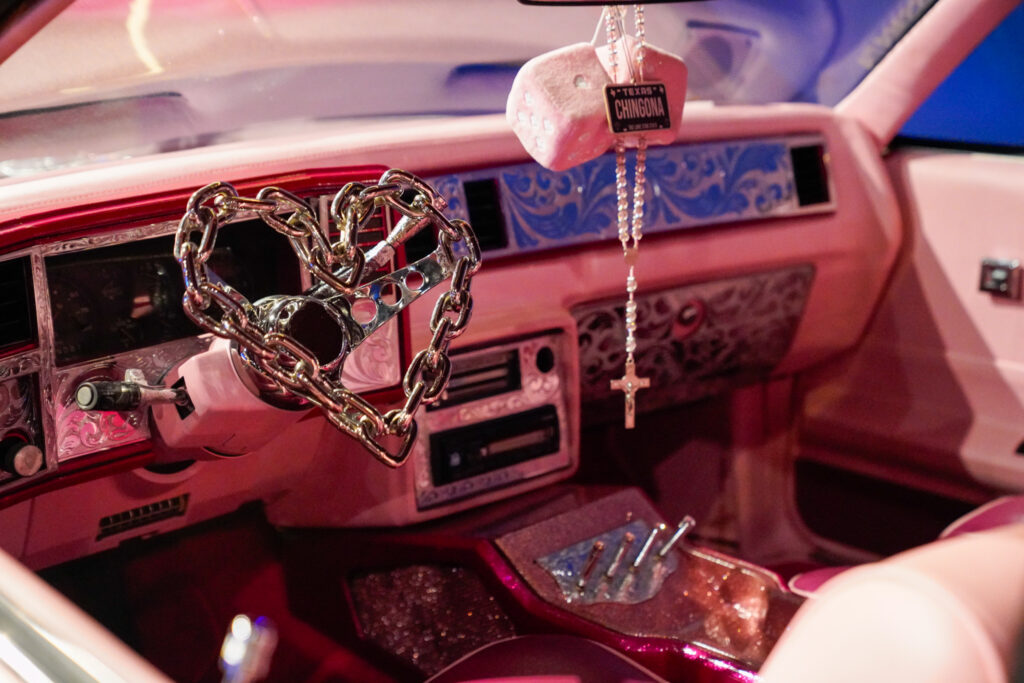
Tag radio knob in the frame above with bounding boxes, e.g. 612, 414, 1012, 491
0, 439, 43, 477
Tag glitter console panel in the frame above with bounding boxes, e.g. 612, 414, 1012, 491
497, 488, 803, 671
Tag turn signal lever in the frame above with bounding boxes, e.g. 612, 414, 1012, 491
74, 369, 188, 412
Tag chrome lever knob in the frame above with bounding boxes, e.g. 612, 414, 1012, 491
657, 515, 696, 560
75, 368, 188, 412
219, 615, 278, 683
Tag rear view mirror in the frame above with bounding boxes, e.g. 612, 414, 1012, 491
518, 1, 712, 5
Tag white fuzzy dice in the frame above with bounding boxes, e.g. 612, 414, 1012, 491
507, 43, 616, 172
507, 40, 688, 171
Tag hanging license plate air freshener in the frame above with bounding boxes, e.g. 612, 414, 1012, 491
507, 5, 686, 428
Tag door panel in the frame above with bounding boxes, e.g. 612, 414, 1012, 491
801, 148, 1024, 492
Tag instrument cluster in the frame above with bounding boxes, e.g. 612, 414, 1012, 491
0, 170, 403, 495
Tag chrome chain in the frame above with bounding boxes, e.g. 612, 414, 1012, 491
174, 169, 481, 468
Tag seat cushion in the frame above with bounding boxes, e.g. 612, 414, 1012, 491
760, 524, 1024, 683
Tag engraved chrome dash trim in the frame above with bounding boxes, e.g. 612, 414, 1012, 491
573, 264, 815, 423
31, 249, 58, 475
38, 221, 178, 256
32, 196, 404, 464
0, 352, 42, 381
53, 336, 213, 460
0, 376, 42, 450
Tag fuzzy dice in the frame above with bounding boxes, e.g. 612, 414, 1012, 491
507, 40, 688, 170
506, 42, 616, 172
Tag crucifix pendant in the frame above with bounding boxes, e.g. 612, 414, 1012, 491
610, 358, 649, 429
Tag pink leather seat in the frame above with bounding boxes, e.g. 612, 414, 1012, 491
760, 524, 1024, 682
939, 495, 1024, 539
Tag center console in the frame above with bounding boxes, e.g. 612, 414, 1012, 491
496, 488, 802, 673
277, 484, 803, 681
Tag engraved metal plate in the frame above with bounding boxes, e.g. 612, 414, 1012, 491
26, 190, 403, 467
574, 265, 815, 423
413, 331, 572, 509
430, 135, 834, 259
53, 336, 212, 460
497, 488, 804, 671
537, 519, 677, 605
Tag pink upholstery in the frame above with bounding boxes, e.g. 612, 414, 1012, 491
787, 565, 852, 599
941, 496, 1024, 539
0, 543, 171, 681
803, 148, 1024, 492
0, 0, 72, 66
760, 524, 1024, 682
790, 495, 1024, 598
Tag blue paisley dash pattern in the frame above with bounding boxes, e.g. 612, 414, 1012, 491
431, 138, 810, 255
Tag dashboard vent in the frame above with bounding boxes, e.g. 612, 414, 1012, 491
326, 203, 392, 276
429, 348, 521, 409
790, 144, 831, 207
462, 179, 508, 253
0, 257, 35, 352
96, 494, 189, 541
403, 180, 508, 263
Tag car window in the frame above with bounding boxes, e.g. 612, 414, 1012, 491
898, 3, 1024, 151
0, 0, 937, 179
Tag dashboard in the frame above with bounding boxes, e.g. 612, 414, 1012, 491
0, 104, 899, 572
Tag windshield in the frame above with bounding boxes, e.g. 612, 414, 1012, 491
0, 0, 936, 179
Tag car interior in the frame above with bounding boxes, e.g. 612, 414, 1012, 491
0, 0, 1023, 681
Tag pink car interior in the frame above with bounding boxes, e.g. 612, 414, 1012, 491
0, 0, 1022, 681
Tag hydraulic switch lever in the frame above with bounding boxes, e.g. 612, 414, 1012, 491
75, 369, 188, 412
657, 515, 696, 560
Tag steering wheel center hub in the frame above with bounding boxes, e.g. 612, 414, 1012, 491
259, 295, 350, 374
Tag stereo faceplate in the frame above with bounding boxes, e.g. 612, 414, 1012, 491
413, 331, 572, 509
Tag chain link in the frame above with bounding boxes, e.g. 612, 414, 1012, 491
175, 170, 480, 468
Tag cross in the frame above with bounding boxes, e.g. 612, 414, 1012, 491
610, 359, 650, 429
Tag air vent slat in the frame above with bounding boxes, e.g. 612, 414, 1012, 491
448, 366, 513, 388
96, 494, 190, 540
791, 144, 831, 207
429, 349, 521, 409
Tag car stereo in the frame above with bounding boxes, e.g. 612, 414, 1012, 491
412, 330, 574, 509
